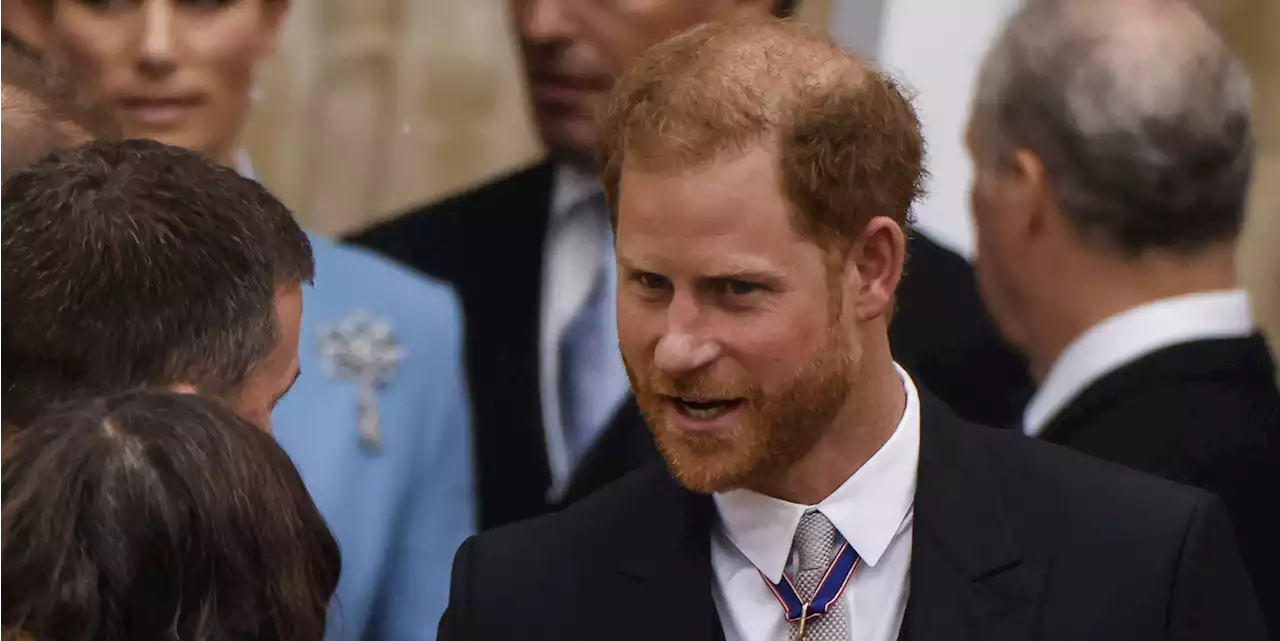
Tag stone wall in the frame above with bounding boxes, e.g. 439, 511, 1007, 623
1205, 0, 1280, 360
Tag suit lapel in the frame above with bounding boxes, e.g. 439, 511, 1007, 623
468, 161, 553, 355
463, 162, 559, 527
901, 393, 1046, 641
563, 399, 660, 505
609, 469, 721, 641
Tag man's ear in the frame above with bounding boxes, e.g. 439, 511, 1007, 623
849, 216, 907, 322
1005, 148, 1052, 245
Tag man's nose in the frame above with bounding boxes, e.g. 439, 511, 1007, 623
652, 294, 721, 375
517, 0, 575, 44
653, 332, 721, 376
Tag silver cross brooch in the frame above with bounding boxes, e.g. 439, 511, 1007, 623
317, 310, 405, 453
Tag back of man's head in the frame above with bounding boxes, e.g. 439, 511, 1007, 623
1, 138, 315, 428
0, 29, 117, 180
970, 0, 1253, 256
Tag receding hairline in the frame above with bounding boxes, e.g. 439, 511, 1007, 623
600, 15, 927, 262
603, 18, 873, 166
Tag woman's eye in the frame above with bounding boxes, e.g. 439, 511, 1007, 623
74, 0, 130, 10
183, 0, 236, 7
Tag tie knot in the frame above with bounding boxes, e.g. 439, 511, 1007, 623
792, 510, 839, 572
552, 189, 610, 252
566, 189, 606, 222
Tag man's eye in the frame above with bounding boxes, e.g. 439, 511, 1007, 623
723, 280, 762, 296
637, 273, 670, 290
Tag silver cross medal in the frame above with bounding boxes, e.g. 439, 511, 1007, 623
318, 311, 405, 453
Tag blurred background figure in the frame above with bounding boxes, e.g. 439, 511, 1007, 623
1, 390, 341, 641
351, 0, 1028, 531
0, 0, 46, 60
965, 0, 1278, 626
14, 1, 476, 638
0, 29, 111, 179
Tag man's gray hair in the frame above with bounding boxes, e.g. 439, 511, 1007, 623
971, 0, 1253, 255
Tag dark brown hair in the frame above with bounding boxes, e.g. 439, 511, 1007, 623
1, 139, 315, 427
1, 390, 341, 641
598, 18, 926, 255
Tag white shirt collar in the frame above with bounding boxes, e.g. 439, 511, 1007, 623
1023, 289, 1254, 436
551, 162, 604, 223
234, 149, 257, 181
713, 365, 920, 582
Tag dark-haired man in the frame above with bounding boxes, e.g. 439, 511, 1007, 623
351, 0, 1030, 530
3, 138, 311, 431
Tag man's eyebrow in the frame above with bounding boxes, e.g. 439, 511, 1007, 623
705, 268, 786, 281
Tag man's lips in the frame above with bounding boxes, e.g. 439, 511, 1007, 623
527, 70, 612, 92
529, 83, 595, 109
665, 396, 745, 421
527, 71, 611, 109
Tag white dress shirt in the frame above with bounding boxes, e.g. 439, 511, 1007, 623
711, 365, 920, 641
1023, 289, 1255, 437
538, 164, 631, 499
234, 149, 257, 179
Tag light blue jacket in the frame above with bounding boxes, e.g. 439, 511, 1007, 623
274, 233, 475, 641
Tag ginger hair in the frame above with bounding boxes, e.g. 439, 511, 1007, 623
598, 18, 927, 255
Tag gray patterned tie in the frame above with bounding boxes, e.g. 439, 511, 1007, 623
788, 511, 852, 641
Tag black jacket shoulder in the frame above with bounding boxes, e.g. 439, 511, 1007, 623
346, 162, 554, 280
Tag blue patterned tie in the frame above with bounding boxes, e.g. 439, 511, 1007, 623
555, 193, 621, 465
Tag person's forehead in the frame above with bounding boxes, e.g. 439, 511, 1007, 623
617, 148, 784, 218
616, 159, 812, 266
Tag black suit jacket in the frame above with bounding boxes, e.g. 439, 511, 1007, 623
437, 393, 1266, 641
348, 161, 1031, 528
1040, 335, 1280, 636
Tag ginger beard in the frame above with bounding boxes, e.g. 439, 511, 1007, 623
627, 317, 858, 495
